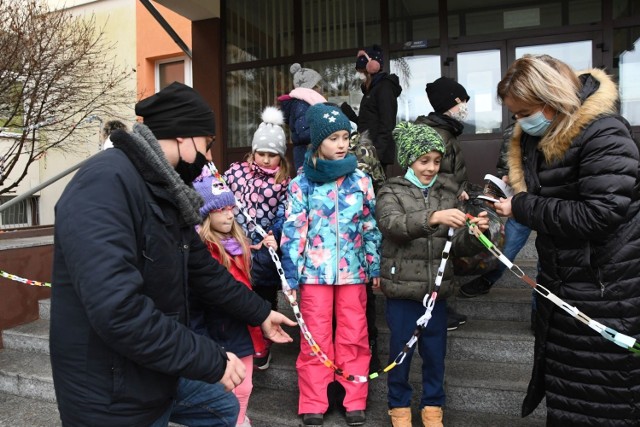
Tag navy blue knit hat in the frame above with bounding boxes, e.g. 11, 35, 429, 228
305, 103, 351, 151
355, 45, 384, 73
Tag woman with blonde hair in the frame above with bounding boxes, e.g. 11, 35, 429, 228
494, 54, 640, 426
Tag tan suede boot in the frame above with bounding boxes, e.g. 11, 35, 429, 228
421, 406, 443, 427
388, 407, 411, 427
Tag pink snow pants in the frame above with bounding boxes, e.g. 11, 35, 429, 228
297, 284, 370, 414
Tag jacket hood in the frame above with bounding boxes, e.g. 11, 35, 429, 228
508, 68, 619, 193
288, 87, 327, 105
362, 72, 402, 97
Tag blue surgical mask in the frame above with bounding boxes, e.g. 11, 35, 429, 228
518, 110, 553, 136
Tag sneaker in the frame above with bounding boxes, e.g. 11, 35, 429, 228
448, 308, 467, 325
236, 415, 252, 427
345, 410, 366, 426
253, 350, 272, 370
459, 276, 493, 298
302, 413, 323, 426
447, 317, 461, 331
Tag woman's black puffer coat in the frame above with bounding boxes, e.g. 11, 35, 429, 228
508, 68, 640, 426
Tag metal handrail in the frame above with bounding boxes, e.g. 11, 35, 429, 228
0, 155, 95, 214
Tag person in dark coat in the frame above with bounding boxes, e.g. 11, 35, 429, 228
50, 82, 295, 427
354, 44, 402, 171
494, 55, 640, 426
278, 63, 327, 171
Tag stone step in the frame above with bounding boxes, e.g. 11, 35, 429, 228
0, 389, 545, 427
453, 287, 535, 323
2, 319, 50, 355
0, 349, 55, 403
250, 342, 544, 418
247, 386, 545, 427
39, 298, 50, 321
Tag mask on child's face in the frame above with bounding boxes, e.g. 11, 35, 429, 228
446, 102, 469, 122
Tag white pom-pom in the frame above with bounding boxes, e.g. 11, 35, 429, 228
290, 63, 302, 75
261, 106, 284, 126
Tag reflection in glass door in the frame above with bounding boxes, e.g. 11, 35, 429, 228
390, 54, 441, 122
515, 40, 593, 70
456, 49, 503, 134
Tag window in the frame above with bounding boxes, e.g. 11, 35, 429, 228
0, 196, 39, 228
389, 51, 442, 122
614, 28, 640, 125
155, 57, 192, 92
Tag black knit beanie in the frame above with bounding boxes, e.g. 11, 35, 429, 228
425, 77, 470, 114
135, 81, 216, 139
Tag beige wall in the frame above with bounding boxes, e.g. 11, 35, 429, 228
33, 0, 137, 225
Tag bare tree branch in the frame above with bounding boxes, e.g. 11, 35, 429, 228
0, 0, 135, 195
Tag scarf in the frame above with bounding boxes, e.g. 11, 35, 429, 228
221, 236, 243, 256
303, 152, 357, 183
112, 123, 203, 226
404, 168, 438, 190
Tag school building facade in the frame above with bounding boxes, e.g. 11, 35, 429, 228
149, 0, 640, 182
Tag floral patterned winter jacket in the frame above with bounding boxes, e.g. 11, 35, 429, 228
281, 169, 382, 290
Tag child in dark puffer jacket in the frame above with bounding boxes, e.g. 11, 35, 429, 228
278, 63, 327, 171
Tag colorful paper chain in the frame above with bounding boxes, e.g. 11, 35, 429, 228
465, 213, 640, 355
0, 269, 51, 287
205, 163, 456, 381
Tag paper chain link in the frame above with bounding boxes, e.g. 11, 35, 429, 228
0, 270, 51, 287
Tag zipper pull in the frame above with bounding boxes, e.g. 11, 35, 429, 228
600, 282, 604, 298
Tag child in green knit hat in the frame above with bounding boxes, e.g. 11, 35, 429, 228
375, 121, 489, 427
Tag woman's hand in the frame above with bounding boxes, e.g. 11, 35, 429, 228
429, 208, 467, 228
371, 277, 381, 290
494, 197, 513, 217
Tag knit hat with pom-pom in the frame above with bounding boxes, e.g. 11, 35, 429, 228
192, 167, 236, 219
251, 106, 287, 157
290, 63, 323, 89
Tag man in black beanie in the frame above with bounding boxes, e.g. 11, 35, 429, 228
50, 81, 295, 427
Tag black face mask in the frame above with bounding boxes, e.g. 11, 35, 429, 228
175, 138, 208, 185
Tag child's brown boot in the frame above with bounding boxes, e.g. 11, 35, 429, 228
421, 406, 443, 427
388, 407, 411, 427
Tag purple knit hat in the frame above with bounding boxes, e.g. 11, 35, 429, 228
192, 168, 236, 218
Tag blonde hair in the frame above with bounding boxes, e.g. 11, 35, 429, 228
245, 151, 291, 184
497, 54, 581, 143
198, 216, 252, 275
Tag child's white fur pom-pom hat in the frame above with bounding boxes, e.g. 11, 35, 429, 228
251, 106, 286, 157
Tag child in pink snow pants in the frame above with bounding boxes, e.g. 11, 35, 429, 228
281, 103, 382, 427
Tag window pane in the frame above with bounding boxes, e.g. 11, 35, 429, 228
302, 0, 380, 54
389, 2, 439, 45
159, 61, 184, 90
456, 50, 502, 134
301, 58, 361, 111
226, 0, 293, 64
390, 51, 442, 122
613, 0, 640, 19
614, 28, 640, 125
516, 40, 593, 70
226, 65, 289, 148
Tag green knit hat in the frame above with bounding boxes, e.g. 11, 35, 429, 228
394, 122, 445, 168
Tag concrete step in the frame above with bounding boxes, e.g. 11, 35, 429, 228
2, 319, 49, 355
453, 287, 534, 323
247, 386, 545, 427
447, 319, 534, 364
0, 389, 545, 427
0, 349, 55, 403
0, 392, 61, 427
39, 299, 50, 321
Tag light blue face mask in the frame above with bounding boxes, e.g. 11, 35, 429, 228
518, 109, 553, 136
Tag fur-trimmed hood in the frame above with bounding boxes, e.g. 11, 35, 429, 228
508, 68, 619, 193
